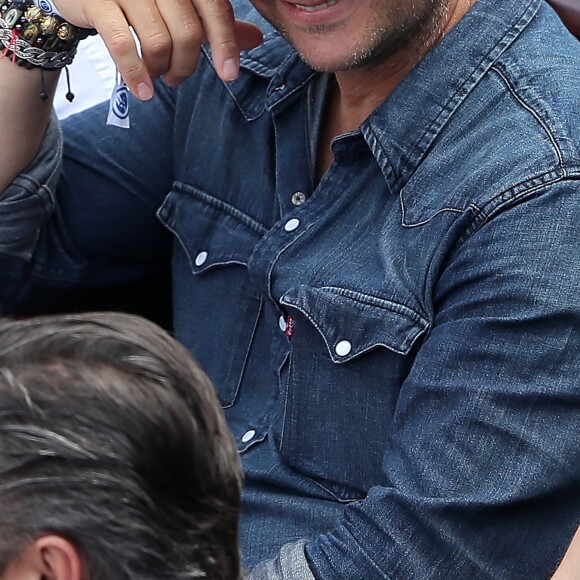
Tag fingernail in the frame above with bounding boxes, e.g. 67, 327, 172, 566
136, 82, 154, 100
222, 58, 238, 82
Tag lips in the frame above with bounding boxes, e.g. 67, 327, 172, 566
292, 0, 338, 12
278, 0, 348, 27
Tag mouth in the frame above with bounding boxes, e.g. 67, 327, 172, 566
278, 0, 348, 28
292, 0, 338, 12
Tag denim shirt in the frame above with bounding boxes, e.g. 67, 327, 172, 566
1, 0, 579, 577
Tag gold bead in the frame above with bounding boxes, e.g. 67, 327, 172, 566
40, 14, 58, 34
22, 23, 40, 42
57, 22, 74, 41
24, 6, 43, 22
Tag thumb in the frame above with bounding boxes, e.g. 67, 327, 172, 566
234, 20, 263, 51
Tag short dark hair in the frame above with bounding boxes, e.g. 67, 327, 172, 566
0, 312, 242, 579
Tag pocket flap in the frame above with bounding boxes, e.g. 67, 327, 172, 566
280, 285, 428, 363
157, 182, 266, 274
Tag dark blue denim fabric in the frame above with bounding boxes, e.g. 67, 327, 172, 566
1, 0, 579, 577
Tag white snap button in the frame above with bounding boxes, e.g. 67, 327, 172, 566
291, 191, 307, 206
241, 429, 256, 444
195, 251, 208, 267
284, 218, 300, 232
275, 84, 285, 92
279, 315, 287, 332
335, 340, 352, 357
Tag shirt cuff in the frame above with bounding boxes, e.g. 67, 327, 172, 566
248, 540, 316, 580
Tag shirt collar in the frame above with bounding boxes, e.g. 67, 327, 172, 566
222, 0, 541, 168
362, 0, 542, 189
217, 32, 314, 121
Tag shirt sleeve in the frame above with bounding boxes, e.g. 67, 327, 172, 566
249, 540, 315, 580
273, 180, 580, 578
0, 80, 177, 314
0, 112, 62, 262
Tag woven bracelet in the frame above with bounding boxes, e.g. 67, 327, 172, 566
0, 0, 87, 70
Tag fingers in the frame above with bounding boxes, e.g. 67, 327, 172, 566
234, 20, 264, 52
90, 3, 155, 100
191, 0, 238, 81
193, 0, 262, 82
122, 0, 174, 81
135, 0, 262, 88
86, 0, 264, 99
155, 0, 205, 87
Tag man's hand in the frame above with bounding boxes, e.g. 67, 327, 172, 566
54, 0, 264, 99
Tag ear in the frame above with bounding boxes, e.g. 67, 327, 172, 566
1, 536, 82, 580
34, 535, 83, 580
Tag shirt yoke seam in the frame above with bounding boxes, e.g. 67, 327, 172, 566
489, 65, 566, 172
455, 172, 575, 250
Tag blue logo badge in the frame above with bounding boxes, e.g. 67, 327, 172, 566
113, 87, 129, 119
38, 0, 53, 12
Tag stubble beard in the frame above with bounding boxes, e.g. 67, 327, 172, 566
255, 0, 450, 73
343, 0, 450, 72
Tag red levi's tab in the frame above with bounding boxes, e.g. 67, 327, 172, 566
285, 316, 295, 338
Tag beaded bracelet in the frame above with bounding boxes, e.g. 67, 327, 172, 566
1, 0, 129, 123
0, 0, 84, 67
0, 0, 96, 100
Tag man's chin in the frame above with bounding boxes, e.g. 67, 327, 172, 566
294, 50, 377, 74
286, 40, 362, 73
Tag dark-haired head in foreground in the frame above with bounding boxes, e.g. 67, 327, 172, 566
0, 312, 242, 580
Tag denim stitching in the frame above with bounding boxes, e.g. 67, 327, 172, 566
223, 298, 263, 410
173, 181, 267, 234
319, 285, 428, 327
455, 173, 571, 249
400, 192, 464, 229
490, 65, 565, 171
279, 294, 427, 360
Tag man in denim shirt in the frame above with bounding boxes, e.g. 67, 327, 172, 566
0, 0, 579, 577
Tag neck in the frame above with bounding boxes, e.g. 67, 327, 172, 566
331, 0, 475, 134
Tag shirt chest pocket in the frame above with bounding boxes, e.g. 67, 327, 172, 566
158, 182, 266, 407
279, 285, 429, 501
